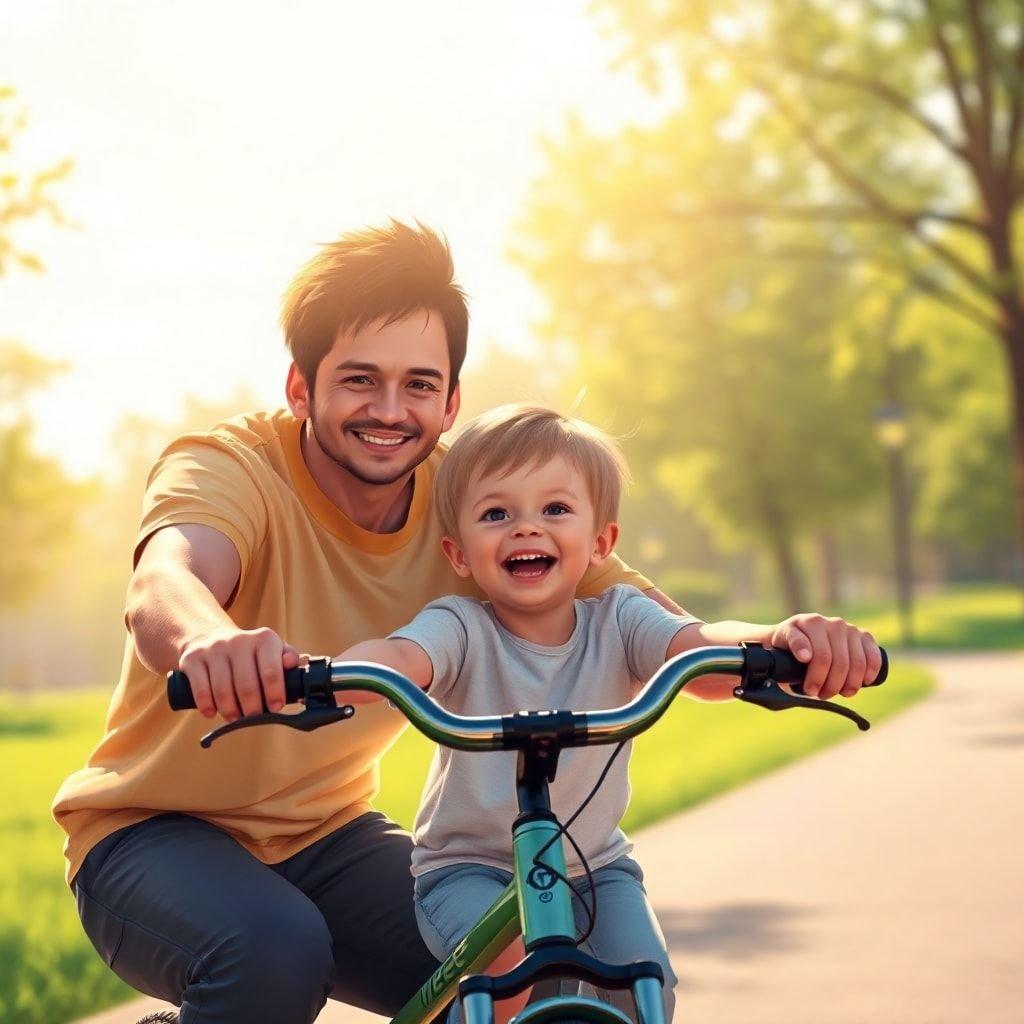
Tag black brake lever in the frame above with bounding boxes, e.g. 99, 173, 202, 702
733, 677, 870, 731
200, 697, 356, 748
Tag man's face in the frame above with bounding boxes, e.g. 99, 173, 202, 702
289, 309, 459, 486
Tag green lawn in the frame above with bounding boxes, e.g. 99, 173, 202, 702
732, 581, 1024, 652
2, 660, 929, 1024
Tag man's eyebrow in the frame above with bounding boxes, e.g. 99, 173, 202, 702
334, 360, 443, 381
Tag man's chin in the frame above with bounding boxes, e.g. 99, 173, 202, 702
332, 445, 430, 487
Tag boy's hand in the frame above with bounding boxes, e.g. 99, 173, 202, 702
768, 614, 882, 699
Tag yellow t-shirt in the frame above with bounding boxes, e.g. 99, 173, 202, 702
52, 409, 653, 884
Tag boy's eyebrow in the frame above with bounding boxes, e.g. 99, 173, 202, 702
471, 486, 580, 509
334, 360, 444, 380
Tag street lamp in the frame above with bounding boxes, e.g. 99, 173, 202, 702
874, 401, 914, 645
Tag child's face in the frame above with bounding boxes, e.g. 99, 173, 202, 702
441, 454, 618, 612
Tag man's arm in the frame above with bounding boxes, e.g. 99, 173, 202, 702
643, 587, 690, 617
126, 523, 298, 720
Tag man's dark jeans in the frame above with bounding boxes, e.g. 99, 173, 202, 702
73, 811, 440, 1023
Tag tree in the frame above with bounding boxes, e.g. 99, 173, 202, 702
0, 346, 88, 609
0, 86, 72, 274
596, 0, 1024, 587
0, 89, 78, 614
514, 104, 888, 611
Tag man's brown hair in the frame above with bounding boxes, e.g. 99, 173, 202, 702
280, 220, 468, 395
434, 404, 630, 540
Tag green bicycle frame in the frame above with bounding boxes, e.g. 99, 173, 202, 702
387, 778, 651, 1019
391, 809, 582, 1024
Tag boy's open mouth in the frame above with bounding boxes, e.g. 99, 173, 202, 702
502, 553, 557, 579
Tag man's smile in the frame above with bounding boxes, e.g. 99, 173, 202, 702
350, 429, 415, 451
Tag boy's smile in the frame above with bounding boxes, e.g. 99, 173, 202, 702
441, 454, 618, 643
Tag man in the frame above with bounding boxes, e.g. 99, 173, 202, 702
52, 221, 668, 1022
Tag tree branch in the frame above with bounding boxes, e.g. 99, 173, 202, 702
673, 200, 985, 233
743, 67, 995, 298
964, 0, 994, 166
922, 0, 985, 178
760, 243, 1000, 334
752, 49, 968, 161
1004, 24, 1024, 189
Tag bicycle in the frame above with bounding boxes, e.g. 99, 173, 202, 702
163, 641, 888, 1024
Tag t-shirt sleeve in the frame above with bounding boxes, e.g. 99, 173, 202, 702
388, 598, 470, 702
576, 552, 654, 599
134, 435, 269, 585
614, 585, 703, 684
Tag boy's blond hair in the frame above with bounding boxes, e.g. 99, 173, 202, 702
434, 404, 630, 539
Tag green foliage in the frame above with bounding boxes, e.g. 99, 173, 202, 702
0, 88, 72, 276
657, 568, 730, 620
2, 660, 930, 1022
0, 343, 92, 613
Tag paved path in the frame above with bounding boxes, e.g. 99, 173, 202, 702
76, 651, 1023, 1023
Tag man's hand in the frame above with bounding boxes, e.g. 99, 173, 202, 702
768, 614, 883, 699
179, 627, 301, 720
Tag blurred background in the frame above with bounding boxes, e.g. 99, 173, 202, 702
2, 1, 1022, 1022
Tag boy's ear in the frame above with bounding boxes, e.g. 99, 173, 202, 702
591, 522, 619, 566
441, 535, 472, 578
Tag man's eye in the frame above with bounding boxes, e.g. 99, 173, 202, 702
545, 503, 571, 516
481, 508, 508, 522
409, 380, 439, 392
344, 375, 372, 386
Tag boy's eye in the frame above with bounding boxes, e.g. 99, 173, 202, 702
343, 375, 373, 386
408, 380, 439, 392
481, 508, 509, 522
544, 503, 571, 516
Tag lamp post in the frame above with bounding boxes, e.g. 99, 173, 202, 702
874, 401, 914, 646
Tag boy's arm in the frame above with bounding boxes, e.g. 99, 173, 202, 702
665, 614, 882, 702
335, 638, 434, 703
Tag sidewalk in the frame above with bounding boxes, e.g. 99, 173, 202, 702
76, 651, 1023, 1023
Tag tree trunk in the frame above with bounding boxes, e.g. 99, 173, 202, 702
1002, 324, 1024, 606
816, 529, 842, 608
762, 498, 807, 614
985, 196, 1024, 612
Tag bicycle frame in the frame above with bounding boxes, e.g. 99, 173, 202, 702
390, 762, 665, 1024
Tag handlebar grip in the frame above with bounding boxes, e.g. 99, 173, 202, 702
167, 665, 308, 711
771, 647, 888, 693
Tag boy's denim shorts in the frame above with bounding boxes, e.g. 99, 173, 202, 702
413, 855, 676, 1022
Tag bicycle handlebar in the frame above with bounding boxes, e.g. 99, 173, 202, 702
167, 643, 888, 750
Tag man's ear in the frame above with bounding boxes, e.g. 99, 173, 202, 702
286, 363, 313, 418
591, 522, 619, 566
442, 383, 461, 434
441, 535, 472, 578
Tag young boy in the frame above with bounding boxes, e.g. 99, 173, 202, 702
338, 404, 882, 1023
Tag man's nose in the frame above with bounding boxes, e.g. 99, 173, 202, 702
368, 386, 405, 425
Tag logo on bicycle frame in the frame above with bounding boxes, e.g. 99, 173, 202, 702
526, 865, 558, 891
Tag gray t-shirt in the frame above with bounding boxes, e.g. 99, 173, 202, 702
391, 584, 700, 877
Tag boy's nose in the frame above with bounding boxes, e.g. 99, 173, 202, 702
511, 520, 543, 537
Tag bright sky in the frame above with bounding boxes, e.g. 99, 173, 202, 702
2, 1, 665, 478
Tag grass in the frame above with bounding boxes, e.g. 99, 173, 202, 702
848, 582, 1024, 651
730, 581, 1024, 652
1, 660, 930, 1024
